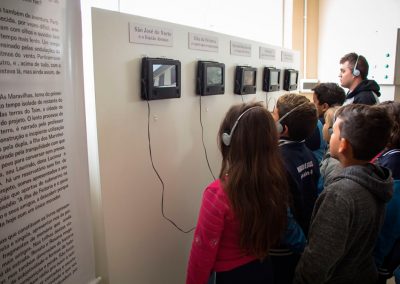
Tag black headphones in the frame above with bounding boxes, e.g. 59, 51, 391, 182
222, 106, 260, 146
276, 102, 308, 133
353, 54, 361, 77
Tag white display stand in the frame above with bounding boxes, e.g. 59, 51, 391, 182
92, 8, 299, 283
0, 1, 95, 283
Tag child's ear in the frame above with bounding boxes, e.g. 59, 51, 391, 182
322, 103, 330, 113
281, 125, 289, 137
338, 138, 349, 154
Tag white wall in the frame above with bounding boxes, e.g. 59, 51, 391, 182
89, 0, 285, 46
318, 0, 400, 101
91, 8, 299, 284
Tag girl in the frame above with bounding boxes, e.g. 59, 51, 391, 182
186, 102, 304, 284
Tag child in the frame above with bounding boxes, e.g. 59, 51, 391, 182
319, 106, 342, 190
272, 93, 320, 236
294, 104, 393, 284
306, 83, 346, 163
186, 102, 305, 284
271, 94, 319, 283
322, 105, 341, 143
312, 82, 346, 125
374, 101, 400, 283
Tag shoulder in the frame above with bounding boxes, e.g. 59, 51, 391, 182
281, 143, 316, 167
204, 179, 224, 198
320, 157, 342, 187
324, 177, 356, 199
315, 182, 351, 213
378, 149, 400, 179
353, 91, 376, 105
203, 179, 229, 210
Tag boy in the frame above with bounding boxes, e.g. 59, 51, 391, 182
306, 82, 346, 163
273, 93, 320, 235
312, 82, 346, 124
294, 104, 394, 284
271, 94, 320, 283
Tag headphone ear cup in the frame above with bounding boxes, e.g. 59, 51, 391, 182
222, 133, 231, 146
276, 122, 283, 133
353, 69, 360, 77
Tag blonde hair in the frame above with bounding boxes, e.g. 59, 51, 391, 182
323, 106, 340, 143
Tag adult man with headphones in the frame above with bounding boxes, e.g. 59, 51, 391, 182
339, 52, 380, 105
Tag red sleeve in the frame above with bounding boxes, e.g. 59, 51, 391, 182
186, 184, 226, 284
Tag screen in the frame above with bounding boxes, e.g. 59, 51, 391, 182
290, 71, 297, 85
243, 70, 255, 86
206, 66, 222, 86
153, 64, 177, 87
270, 70, 279, 85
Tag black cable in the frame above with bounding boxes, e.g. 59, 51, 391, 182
145, 98, 195, 233
199, 94, 217, 181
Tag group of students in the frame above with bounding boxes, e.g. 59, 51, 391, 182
185, 52, 400, 284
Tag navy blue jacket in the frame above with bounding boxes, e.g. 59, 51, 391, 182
374, 149, 400, 274
280, 139, 320, 236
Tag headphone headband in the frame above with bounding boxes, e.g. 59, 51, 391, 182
353, 54, 360, 77
276, 101, 308, 133
222, 106, 260, 146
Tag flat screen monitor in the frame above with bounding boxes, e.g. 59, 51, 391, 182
141, 57, 181, 100
243, 70, 255, 86
206, 66, 223, 86
283, 69, 298, 91
234, 66, 257, 95
196, 61, 225, 96
290, 71, 298, 85
270, 70, 279, 85
152, 64, 177, 87
263, 67, 281, 92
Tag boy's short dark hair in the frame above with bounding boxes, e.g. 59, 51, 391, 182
313, 83, 346, 107
336, 104, 392, 160
340, 52, 369, 80
277, 94, 317, 141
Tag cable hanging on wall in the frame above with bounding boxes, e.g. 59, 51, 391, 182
145, 98, 195, 234
199, 94, 217, 181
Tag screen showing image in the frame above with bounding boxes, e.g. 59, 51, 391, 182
243, 70, 255, 86
270, 70, 279, 85
290, 71, 297, 85
206, 66, 222, 86
153, 64, 177, 87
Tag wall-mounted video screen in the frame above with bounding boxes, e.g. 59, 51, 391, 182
263, 67, 281, 92
141, 57, 181, 100
234, 66, 257, 95
196, 61, 225, 96
283, 69, 299, 91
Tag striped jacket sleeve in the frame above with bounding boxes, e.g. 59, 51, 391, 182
186, 185, 226, 284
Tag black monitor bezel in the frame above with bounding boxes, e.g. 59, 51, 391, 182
234, 66, 257, 95
263, 67, 281, 92
141, 57, 181, 100
283, 69, 299, 91
196, 61, 225, 96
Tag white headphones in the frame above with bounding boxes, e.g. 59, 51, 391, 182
222, 106, 260, 146
353, 54, 361, 77
276, 102, 308, 133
